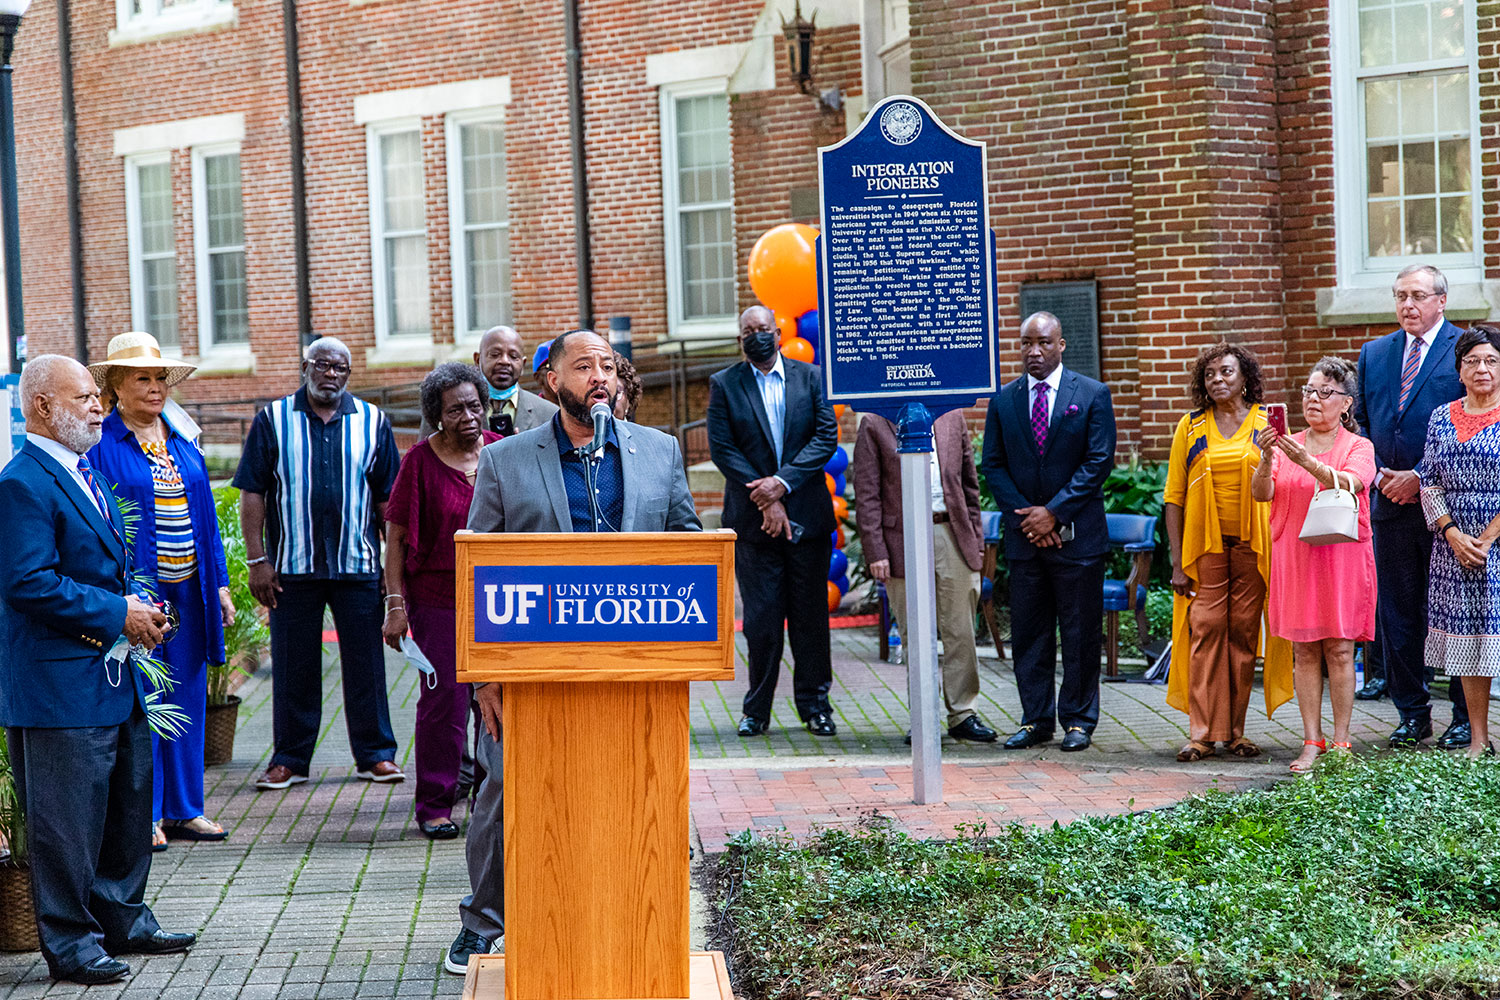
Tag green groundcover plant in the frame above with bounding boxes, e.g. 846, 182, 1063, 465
713, 752, 1500, 999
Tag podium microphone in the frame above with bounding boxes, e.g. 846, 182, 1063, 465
588, 401, 612, 455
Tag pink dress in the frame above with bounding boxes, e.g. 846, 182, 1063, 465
1265, 427, 1377, 642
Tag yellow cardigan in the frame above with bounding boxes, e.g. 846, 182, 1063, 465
1163, 405, 1293, 719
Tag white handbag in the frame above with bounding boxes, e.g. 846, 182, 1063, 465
1298, 468, 1360, 546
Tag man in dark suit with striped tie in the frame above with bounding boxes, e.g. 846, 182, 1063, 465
1353, 263, 1470, 749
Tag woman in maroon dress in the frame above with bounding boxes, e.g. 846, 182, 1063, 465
382, 363, 501, 838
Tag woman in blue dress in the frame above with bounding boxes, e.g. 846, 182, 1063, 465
87, 332, 235, 848
1420, 324, 1500, 759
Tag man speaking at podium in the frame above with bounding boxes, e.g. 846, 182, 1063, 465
447, 328, 699, 972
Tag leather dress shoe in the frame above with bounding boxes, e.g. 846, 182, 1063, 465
57, 955, 129, 985
1060, 727, 1092, 752
112, 930, 196, 955
737, 716, 768, 737
805, 712, 837, 736
1388, 717, 1433, 748
1437, 721, 1473, 750
947, 716, 998, 743
1003, 725, 1053, 750
1355, 677, 1388, 701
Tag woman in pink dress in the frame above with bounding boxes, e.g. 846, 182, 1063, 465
1251, 356, 1376, 773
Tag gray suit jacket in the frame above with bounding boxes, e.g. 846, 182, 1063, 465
511, 387, 558, 434
467, 418, 701, 533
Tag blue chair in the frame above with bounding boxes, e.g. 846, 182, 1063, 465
977, 510, 1006, 659
1103, 513, 1157, 679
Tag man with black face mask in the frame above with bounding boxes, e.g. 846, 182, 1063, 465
708, 306, 840, 737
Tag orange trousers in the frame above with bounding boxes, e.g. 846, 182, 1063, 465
1186, 539, 1265, 743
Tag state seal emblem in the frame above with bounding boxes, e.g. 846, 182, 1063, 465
878, 102, 922, 145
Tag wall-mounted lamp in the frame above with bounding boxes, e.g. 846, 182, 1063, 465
782, 1, 816, 95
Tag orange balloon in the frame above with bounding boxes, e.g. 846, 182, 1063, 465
825, 472, 839, 495
749, 223, 820, 317
833, 404, 848, 420
834, 526, 846, 547
775, 311, 797, 342
827, 580, 842, 613
832, 496, 848, 522
782, 337, 814, 364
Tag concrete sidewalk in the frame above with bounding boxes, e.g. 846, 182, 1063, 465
0, 621, 1435, 998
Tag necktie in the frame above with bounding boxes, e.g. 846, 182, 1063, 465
1031, 383, 1049, 456
76, 454, 125, 549
1397, 337, 1424, 411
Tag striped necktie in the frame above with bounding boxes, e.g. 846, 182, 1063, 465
1397, 337, 1424, 411
76, 454, 124, 550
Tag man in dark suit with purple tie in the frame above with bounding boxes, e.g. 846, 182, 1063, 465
1352, 263, 1470, 749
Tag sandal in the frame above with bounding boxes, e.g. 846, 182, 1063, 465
1176, 740, 1217, 762
1227, 737, 1262, 758
162, 816, 229, 842
1289, 739, 1325, 773
1329, 741, 1353, 751
151, 822, 168, 853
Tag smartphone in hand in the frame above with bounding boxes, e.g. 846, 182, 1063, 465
1266, 403, 1288, 436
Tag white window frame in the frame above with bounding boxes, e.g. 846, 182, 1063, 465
191, 141, 248, 357
445, 108, 510, 346
1331, 1, 1482, 289
112, 0, 235, 45
124, 151, 176, 348
366, 119, 430, 346
658, 79, 736, 340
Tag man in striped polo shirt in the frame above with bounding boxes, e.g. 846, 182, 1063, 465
234, 337, 404, 790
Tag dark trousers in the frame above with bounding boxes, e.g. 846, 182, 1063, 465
460, 701, 504, 941
9, 709, 159, 976
1373, 507, 1469, 727
1008, 551, 1106, 733
738, 537, 835, 723
268, 576, 398, 773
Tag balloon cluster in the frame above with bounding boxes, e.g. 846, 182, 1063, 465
749, 222, 856, 614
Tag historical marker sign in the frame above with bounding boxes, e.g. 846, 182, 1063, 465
817, 96, 996, 415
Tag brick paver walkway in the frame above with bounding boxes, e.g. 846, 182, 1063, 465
0, 619, 1440, 997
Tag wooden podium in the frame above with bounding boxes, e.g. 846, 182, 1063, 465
455, 531, 737, 1000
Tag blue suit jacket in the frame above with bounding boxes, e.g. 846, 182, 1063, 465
980, 367, 1117, 562
0, 441, 144, 728
1352, 319, 1464, 522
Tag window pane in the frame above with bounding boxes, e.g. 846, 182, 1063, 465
1365, 79, 1399, 139
1400, 76, 1434, 135
144, 257, 177, 348
461, 122, 507, 226
675, 94, 730, 207
1403, 141, 1435, 195
1359, 9, 1394, 67
466, 227, 511, 331
209, 250, 247, 345
380, 131, 424, 233
1369, 201, 1402, 257
680, 207, 733, 321
138, 162, 173, 255
386, 233, 429, 336
1392, 3, 1431, 61
1433, 0, 1465, 57
1440, 195, 1472, 253
1435, 73, 1469, 133
1367, 144, 1399, 196
204, 153, 242, 249
1438, 138, 1469, 192
1406, 197, 1436, 253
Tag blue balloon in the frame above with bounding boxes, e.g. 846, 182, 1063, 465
829, 530, 840, 548
828, 548, 848, 581
797, 309, 819, 343
831, 472, 846, 497
824, 447, 849, 476
834, 573, 849, 596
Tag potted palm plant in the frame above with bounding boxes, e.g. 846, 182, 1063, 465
206, 485, 269, 765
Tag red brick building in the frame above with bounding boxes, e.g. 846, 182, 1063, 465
5, 0, 1490, 459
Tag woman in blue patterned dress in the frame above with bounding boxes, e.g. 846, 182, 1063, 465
1420, 324, 1500, 759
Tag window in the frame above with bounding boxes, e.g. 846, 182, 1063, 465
879, 0, 910, 96
114, 0, 233, 39
446, 113, 510, 340
367, 124, 430, 341
125, 154, 178, 349
192, 145, 247, 350
1335, 0, 1479, 285
659, 84, 735, 337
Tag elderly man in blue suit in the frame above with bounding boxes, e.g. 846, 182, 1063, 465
1353, 263, 1471, 749
981, 311, 1116, 752
0, 355, 193, 985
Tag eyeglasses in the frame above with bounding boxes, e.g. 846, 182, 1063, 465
1460, 356, 1500, 370
1393, 291, 1437, 304
307, 359, 351, 376
1300, 386, 1350, 400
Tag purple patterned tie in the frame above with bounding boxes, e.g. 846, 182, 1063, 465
1397, 337, 1423, 411
1031, 383, 1049, 456
76, 454, 124, 549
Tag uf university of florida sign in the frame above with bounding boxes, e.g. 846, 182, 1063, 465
473, 564, 719, 643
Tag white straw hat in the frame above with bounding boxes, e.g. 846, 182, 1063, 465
87, 331, 197, 389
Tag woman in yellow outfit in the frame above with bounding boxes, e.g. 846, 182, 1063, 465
1163, 343, 1293, 761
